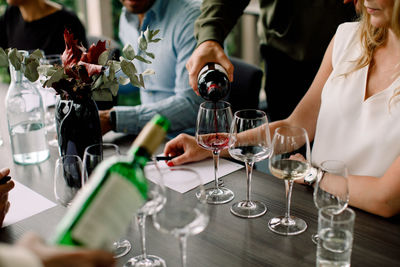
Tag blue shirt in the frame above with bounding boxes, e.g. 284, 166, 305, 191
116, 0, 202, 135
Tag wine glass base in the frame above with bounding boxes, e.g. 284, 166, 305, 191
311, 233, 319, 244
230, 200, 267, 218
268, 215, 307, 236
198, 187, 235, 204
124, 255, 166, 267
112, 239, 132, 258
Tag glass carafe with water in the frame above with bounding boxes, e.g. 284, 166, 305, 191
5, 51, 49, 165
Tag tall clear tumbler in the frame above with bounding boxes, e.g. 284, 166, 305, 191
317, 207, 355, 267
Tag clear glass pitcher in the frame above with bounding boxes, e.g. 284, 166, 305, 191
5, 51, 49, 165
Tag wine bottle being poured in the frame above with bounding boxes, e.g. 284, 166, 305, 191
197, 63, 230, 102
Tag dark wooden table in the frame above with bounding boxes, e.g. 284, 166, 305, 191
0, 83, 399, 266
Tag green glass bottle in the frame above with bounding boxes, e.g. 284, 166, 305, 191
52, 114, 170, 249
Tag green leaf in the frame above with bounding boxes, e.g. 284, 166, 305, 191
142, 68, 155, 76
37, 65, 57, 76
0, 48, 9, 67
8, 49, 22, 71
98, 50, 109, 66
24, 60, 40, 82
129, 74, 142, 88
138, 32, 148, 51
145, 52, 155, 59
92, 89, 113, 101
150, 38, 162, 43
121, 59, 137, 76
134, 55, 151, 64
139, 74, 144, 88
43, 68, 64, 88
109, 80, 119, 96
29, 49, 44, 60
118, 76, 130, 85
92, 75, 103, 89
122, 44, 135, 60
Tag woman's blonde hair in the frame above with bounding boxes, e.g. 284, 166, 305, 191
354, 0, 400, 103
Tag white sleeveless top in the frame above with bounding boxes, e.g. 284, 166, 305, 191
312, 22, 400, 177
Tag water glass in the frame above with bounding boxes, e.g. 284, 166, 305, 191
317, 207, 355, 267
54, 155, 83, 206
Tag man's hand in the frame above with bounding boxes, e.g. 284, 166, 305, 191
99, 109, 113, 135
17, 232, 115, 267
0, 168, 14, 227
186, 40, 234, 94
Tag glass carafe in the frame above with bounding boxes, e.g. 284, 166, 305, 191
5, 52, 49, 165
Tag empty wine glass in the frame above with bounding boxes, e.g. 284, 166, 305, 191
312, 160, 349, 244
196, 101, 234, 204
124, 162, 166, 267
268, 126, 311, 235
153, 167, 209, 267
54, 155, 83, 207
228, 109, 272, 218
82, 143, 132, 258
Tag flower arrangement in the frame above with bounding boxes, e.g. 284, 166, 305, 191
0, 27, 161, 101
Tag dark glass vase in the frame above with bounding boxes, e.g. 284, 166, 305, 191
55, 97, 102, 160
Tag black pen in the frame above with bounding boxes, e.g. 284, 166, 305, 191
153, 156, 176, 161
0, 176, 11, 185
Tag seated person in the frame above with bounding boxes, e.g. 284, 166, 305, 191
0, 0, 88, 55
163, 0, 400, 218
99, 0, 203, 137
0, 168, 115, 267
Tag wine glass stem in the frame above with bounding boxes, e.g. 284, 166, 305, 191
212, 150, 220, 190
245, 161, 254, 203
137, 213, 147, 258
284, 180, 294, 221
178, 234, 188, 267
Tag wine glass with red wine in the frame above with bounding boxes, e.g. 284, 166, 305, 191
195, 101, 234, 204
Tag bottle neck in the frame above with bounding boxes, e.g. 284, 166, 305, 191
9, 64, 24, 84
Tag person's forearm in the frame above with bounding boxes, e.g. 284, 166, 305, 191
348, 175, 400, 218
194, 0, 250, 46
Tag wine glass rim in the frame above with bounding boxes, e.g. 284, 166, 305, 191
84, 143, 120, 155
200, 100, 231, 110
234, 109, 267, 119
57, 154, 82, 161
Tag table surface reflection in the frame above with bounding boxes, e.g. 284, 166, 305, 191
0, 83, 399, 267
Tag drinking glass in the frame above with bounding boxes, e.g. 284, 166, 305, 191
54, 155, 83, 207
124, 162, 166, 267
228, 109, 272, 218
82, 143, 120, 183
82, 143, 132, 258
312, 160, 349, 244
268, 126, 311, 235
153, 167, 209, 267
317, 207, 355, 267
196, 101, 234, 204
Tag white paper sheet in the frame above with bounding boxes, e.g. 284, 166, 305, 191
2, 180, 57, 227
145, 158, 244, 193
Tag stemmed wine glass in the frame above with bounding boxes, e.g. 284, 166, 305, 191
82, 143, 132, 258
124, 162, 166, 267
196, 101, 234, 204
312, 160, 349, 243
152, 167, 209, 267
228, 109, 272, 218
268, 126, 311, 235
54, 155, 84, 207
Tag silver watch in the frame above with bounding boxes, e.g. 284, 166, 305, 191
304, 166, 319, 186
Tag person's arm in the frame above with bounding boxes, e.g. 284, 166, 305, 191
0, 168, 14, 227
0, 232, 115, 267
187, 0, 250, 93
347, 156, 400, 218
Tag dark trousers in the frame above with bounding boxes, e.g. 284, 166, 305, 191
261, 46, 321, 122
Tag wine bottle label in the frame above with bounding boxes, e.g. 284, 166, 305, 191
132, 122, 166, 155
69, 172, 145, 249
198, 63, 228, 78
